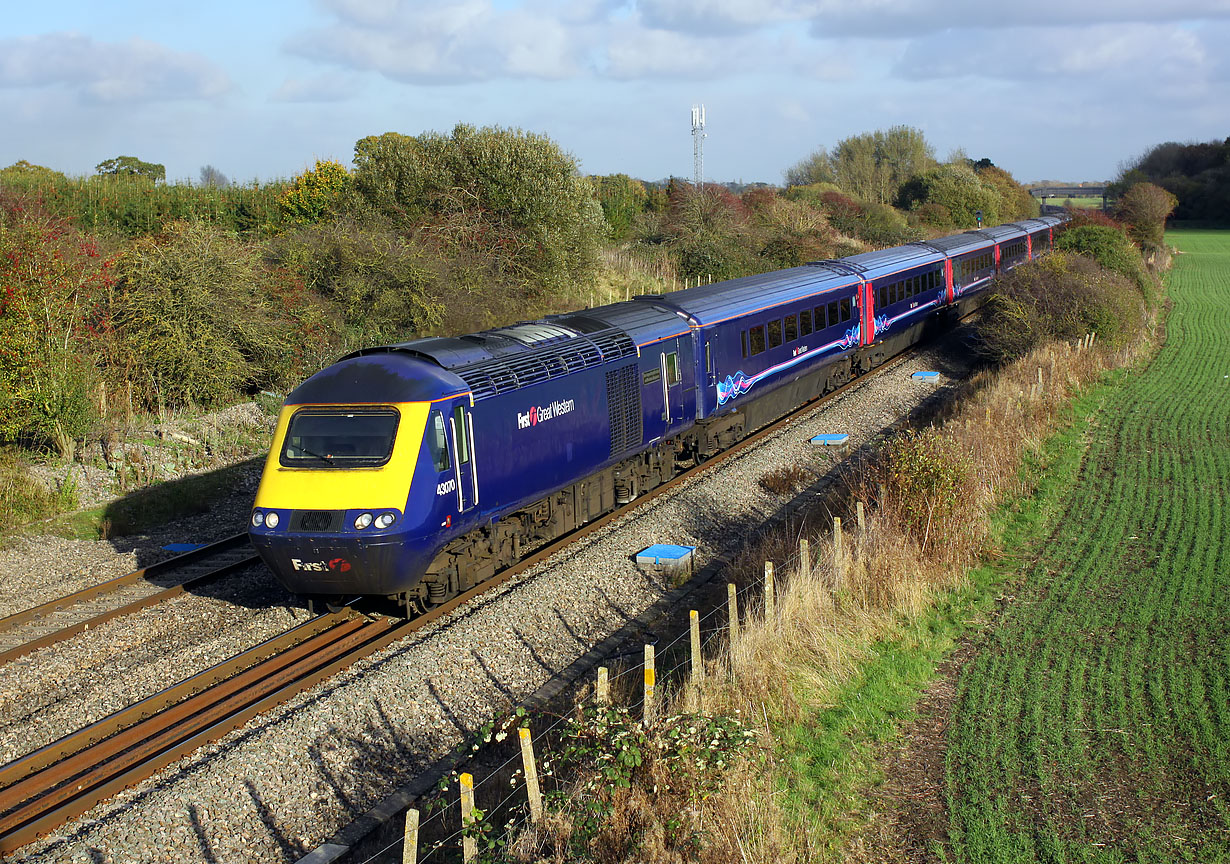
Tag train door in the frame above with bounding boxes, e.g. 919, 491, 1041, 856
860, 281, 875, 345
446, 401, 478, 513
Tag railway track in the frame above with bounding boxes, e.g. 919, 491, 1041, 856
0, 339, 930, 854
0, 534, 259, 667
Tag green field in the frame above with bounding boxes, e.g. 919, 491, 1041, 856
944, 230, 1230, 861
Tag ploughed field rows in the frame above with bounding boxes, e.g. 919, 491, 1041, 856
945, 230, 1230, 860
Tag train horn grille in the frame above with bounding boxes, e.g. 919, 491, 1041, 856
290, 510, 345, 532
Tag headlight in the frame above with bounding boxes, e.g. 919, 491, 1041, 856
374, 512, 396, 529
354, 512, 373, 530
265, 511, 280, 529
251, 511, 264, 527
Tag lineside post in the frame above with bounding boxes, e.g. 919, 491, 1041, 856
799, 539, 810, 580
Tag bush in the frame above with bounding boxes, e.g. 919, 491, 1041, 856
1115, 182, 1178, 248
279, 159, 351, 225
1056, 224, 1155, 303
266, 217, 443, 349
106, 221, 300, 409
879, 429, 978, 553
352, 124, 605, 293
898, 162, 1001, 228
0, 207, 109, 456
974, 253, 1147, 363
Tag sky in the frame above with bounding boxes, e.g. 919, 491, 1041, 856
2, 0, 1228, 187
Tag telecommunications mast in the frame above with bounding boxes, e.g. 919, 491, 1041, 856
691, 103, 706, 189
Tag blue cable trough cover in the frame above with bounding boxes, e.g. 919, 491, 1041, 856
810, 433, 849, 446
912, 370, 941, 379
162, 543, 206, 553
635, 544, 697, 579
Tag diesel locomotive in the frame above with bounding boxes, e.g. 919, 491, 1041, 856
249, 215, 1067, 613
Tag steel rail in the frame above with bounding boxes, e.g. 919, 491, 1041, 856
0, 533, 258, 667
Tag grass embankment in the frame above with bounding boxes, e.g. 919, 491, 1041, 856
482, 290, 1156, 861
943, 229, 1230, 861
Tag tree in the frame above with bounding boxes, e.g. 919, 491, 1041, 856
279, 159, 351, 225
199, 165, 229, 188
592, 174, 648, 240
784, 150, 835, 187
898, 162, 1002, 228
1116, 182, 1179, 247
786, 126, 935, 205
1112, 138, 1230, 221
351, 124, 604, 291
95, 156, 166, 183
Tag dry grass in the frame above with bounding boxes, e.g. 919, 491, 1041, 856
496, 323, 1158, 863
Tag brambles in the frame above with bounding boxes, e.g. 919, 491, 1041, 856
975, 252, 1149, 363
106, 221, 299, 409
759, 464, 812, 496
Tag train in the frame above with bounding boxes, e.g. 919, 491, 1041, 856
248, 214, 1067, 613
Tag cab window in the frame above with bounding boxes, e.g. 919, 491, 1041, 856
428, 411, 450, 472
280, 408, 399, 469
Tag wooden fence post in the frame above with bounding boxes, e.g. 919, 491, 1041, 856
519, 727, 543, 824
460, 772, 477, 863
690, 610, 702, 679
643, 644, 656, 726
833, 517, 844, 586
727, 582, 738, 644
596, 666, 609, 705
402, 807, 419, 864
856, 501, 865, 535
764, 561, 775, 618
799, 538, 810, 580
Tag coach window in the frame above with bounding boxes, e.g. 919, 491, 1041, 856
828, 300, 839, 327
800, 309, 812, 337
768, 319, 783, 349
740, 330, 748, 359
785, 314, 798, 342
749, 325, 766, 356
840, 297, 852, 322
428, 411, 450, 472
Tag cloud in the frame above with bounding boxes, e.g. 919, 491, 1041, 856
288, 0, 584, 83
807, 0, 1230, 38
894, 22, 1212, 94
634, 0, 822, 35
0, 32, 231, 104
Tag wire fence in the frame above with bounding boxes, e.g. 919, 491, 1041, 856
354, 525, 856, 864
